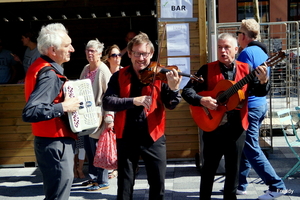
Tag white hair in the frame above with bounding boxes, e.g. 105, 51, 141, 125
86, 38, 104, 53
37, 23, 68, 55
218, 33, 238, 47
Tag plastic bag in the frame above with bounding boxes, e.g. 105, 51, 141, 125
93, 128, 117, 170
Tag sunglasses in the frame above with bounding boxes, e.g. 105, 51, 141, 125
110, 53, 122, 58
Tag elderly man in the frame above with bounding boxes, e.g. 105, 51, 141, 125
182, 33, 269, 200
22, 23, 79, 200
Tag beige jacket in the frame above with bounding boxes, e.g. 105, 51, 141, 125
80, 62, 114, 139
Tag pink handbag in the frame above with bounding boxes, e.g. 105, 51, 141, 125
93, 128, 117, 170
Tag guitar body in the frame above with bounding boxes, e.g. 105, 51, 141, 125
190, 80, 245, 132
189, 51, 286, 132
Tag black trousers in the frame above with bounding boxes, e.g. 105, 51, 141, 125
116, 135, 166, 200
199, 113, 246, 200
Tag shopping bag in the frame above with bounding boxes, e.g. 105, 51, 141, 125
93, 128, 117, 170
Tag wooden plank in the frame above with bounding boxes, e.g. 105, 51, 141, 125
0, 118, 28, 126
0, 125, 32, 134
0, 141, 34, 149
166, 118, 197, 128
0, 149, 35, 157
0, 110, 23, 118
167, 142, 198, 151
0, 156, 36, 166
165, 127, 198, 135
0, 84, 25, 94
166, 135, 198, 143
166, 111, 193, 120
166, 100, 191, 111
198, 0, 208, 66
0, 132, 34, 141
166, 149, 199, 159
0, 102, 26, 110
0, 94, 25, 103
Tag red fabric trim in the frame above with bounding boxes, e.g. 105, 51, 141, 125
114, 67, 165, 141
25, 57, 76, 139
207, 61, 249, 130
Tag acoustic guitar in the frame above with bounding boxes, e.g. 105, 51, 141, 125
190, 51, 286, 132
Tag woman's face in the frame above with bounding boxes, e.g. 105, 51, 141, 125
107, 48, 121, 66
85, 47, 101, 63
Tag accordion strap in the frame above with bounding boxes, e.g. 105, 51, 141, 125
37, 66, 66, 79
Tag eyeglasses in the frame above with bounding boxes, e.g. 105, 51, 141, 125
236, 31, 245, 36
131, 51, 151, 58
85, 49, 97, 54
110, 53, 122, 58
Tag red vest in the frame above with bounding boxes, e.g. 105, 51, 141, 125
207, 60, 249, 130
114, 66, 166, 141
25, 57, 76, 139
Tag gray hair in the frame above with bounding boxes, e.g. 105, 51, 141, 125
86, 38, 104, 53
218, 33, 238, 47
37, 23, 68, 55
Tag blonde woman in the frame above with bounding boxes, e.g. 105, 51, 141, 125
102, 44, 123, 179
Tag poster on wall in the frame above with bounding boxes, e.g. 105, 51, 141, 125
166, 23, 190, 89
167, 57, 191, 89
166, 23, 190, 56
161, 0, 193, 18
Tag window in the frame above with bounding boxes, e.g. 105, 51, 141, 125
237, 0, 269, 22
289, 0, 300, 21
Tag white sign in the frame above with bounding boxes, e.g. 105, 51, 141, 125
161, 0, 193, 18
168, 57, 190, 89
166, 23, 190, 56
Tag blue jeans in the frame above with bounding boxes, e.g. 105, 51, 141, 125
84, 135, 108, 184
238, 103, 286, 192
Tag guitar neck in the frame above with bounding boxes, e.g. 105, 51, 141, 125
217, 69, 256, 103
217, 51, 285, 103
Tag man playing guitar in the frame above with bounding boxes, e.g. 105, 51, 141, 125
182, 33, 269, 200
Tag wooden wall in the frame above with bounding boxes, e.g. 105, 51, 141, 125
158, 0, 207, 160
0, 84, 35, 166
0, 0, 207, 166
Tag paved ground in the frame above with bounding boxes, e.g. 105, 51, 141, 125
0, 135, 300, 200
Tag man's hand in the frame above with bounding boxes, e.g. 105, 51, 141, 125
133, 95, 152, 110
255, 65, 268, 84
166, 68, 182, 91
11, 53, 22, 64
62, 92, 80, 112
200, 96, 218, 110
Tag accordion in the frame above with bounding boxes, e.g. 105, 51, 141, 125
63, 79, 100, 135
